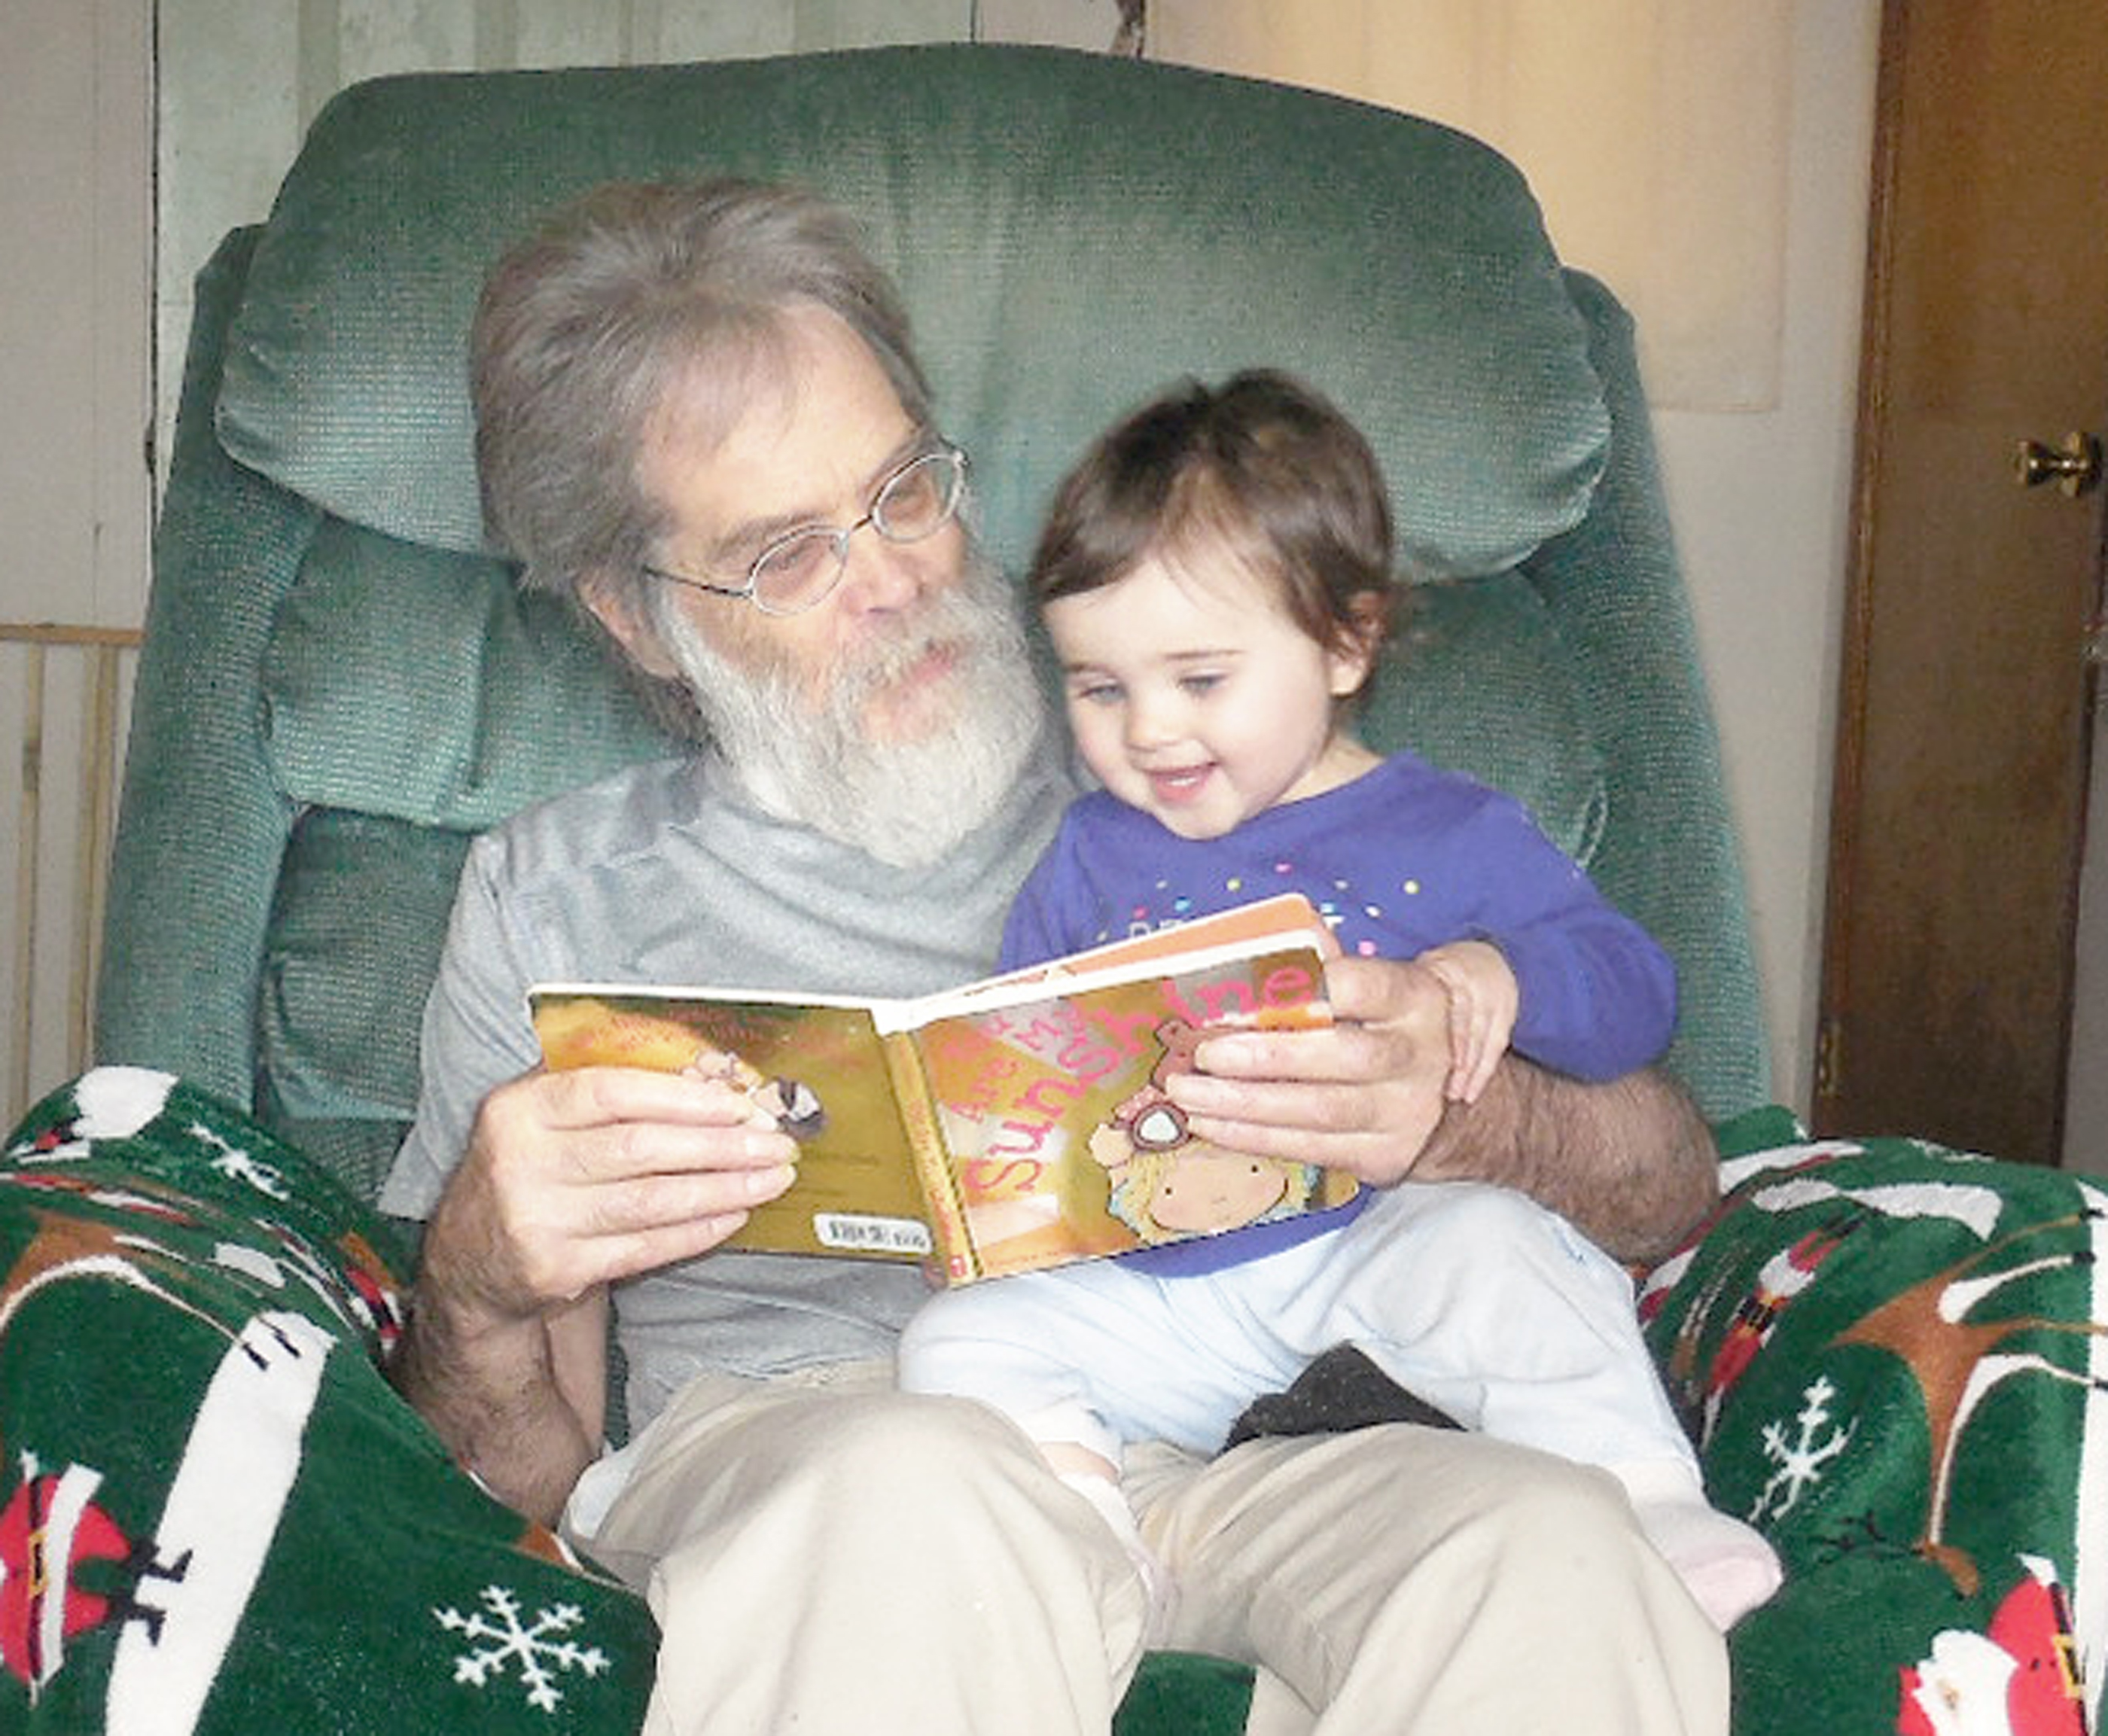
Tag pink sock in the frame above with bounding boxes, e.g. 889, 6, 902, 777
1613, 1460, 1784, 1631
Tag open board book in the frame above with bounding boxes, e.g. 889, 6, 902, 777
531, 894, 1359, 1285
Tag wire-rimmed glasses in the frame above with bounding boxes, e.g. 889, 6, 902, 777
641, 440, 969, 617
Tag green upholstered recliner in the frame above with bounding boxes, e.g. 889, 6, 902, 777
57, 43, 2103, 1736
104, 44, 1766, 1186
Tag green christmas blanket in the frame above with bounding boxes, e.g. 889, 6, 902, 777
0, 1069, 655, 1731
1646, 1108, 2104, 1734
2, 1073, 2100, 1734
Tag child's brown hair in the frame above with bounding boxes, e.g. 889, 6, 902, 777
1029, 369, 1406, 664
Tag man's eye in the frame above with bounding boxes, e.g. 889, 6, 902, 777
755, 534, 836, 586
885, 469, 940, 519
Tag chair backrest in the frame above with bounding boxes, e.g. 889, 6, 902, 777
97, 44, 1768, 1204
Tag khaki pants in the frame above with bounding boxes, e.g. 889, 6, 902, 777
567, 1369, 1727, 1736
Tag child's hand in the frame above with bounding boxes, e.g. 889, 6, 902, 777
1415, 941, 1519, 1104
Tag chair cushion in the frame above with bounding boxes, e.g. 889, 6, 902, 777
260, 518, 1606, 861
261, 517, 672, 832
1362, 575, 1607, 866
215, 44, 1608, 584
256, 809, 472, 1190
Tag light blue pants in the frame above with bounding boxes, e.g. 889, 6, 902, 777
899, 1179, 1699, 1480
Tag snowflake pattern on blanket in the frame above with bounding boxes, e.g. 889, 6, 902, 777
0, 1070, 655, 1734
1640, 1112, 2106, 1736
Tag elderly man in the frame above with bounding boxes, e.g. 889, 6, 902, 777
381, 178, 1728, 1736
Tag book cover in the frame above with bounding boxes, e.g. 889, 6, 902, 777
530, 895, 1358, 1284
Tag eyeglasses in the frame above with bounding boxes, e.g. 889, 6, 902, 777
642, 441, 969, 617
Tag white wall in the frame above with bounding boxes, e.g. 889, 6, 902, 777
0, 0, 152, 1120
1657, 1, 1879, 1113
0, 0, 1880, 1119
1, 0, 152, 629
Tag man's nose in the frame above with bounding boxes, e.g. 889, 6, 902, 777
835, 520, 938, 614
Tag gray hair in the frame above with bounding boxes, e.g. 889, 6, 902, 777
470, 178, 933, 620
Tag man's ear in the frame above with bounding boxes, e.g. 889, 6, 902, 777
580, 571, 680, 679
1327, 591, 1388, 699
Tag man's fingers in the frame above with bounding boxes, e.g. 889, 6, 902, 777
1174, 1101, 1437, 1186
496, 1155, 797, 1299
575, 1157, 798, 1237
1170, 1067, 1384, 1161
565, 1145, 798, 1290
530, 1064, 787, 1138
1320, 952, 1450, 1028
1168, 954, 1456, 1186
455, 1067, 803, 1305
498, 1068, 798, 1182
571, 1115, 798, 1186
1183, 1022, 1378, 1089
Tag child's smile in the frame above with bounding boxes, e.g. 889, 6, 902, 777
1046, 553, 1378, 839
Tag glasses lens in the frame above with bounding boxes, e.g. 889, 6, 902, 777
742, 446, 964, 615
874, 449, 964, 541
750, 528, 848, 614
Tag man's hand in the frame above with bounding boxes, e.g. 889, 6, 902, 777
433, 1064, 800, 1318
1159, 953, 1717, 1262
391, 1065, 797, 1521
1164, 954, 1454, 1186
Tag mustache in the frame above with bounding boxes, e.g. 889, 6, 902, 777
824, 554, 1024, 702
647, 541, 1046, 865
655, 539, 1032, 737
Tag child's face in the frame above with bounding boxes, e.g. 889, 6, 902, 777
1147, 1146, 1290, 1233
1045, 555, 1375, 839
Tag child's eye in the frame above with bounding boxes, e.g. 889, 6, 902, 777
1071, 681, 1123, 707
1178, 672, 1225, 697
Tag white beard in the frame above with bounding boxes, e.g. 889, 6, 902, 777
651, 550, 1047, 867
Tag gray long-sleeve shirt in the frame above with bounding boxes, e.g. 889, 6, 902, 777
381, 747, 1071, 1430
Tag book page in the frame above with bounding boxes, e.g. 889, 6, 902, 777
532, 992, 939, 1263
906, 935, 1358, 1280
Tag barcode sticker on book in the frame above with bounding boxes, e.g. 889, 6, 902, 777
813, 1214, 933, 1256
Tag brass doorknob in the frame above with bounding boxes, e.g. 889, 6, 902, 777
2014, 431, 2102, 498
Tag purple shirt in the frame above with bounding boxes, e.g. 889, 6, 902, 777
1000, 754, 1677, 1273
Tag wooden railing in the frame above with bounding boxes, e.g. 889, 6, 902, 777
3, 623, 143, 1128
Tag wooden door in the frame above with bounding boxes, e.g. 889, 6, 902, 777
1818, 1, 2108, 1163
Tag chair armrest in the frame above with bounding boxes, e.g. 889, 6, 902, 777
1526, 273, 1768, 1119
96, 230, 312, 1107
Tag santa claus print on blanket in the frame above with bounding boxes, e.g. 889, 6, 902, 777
0, 1070, 655, 1734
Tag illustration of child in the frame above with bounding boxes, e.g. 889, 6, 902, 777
1088, 1019, 1320, 1241
897, 370, 1781, 1633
